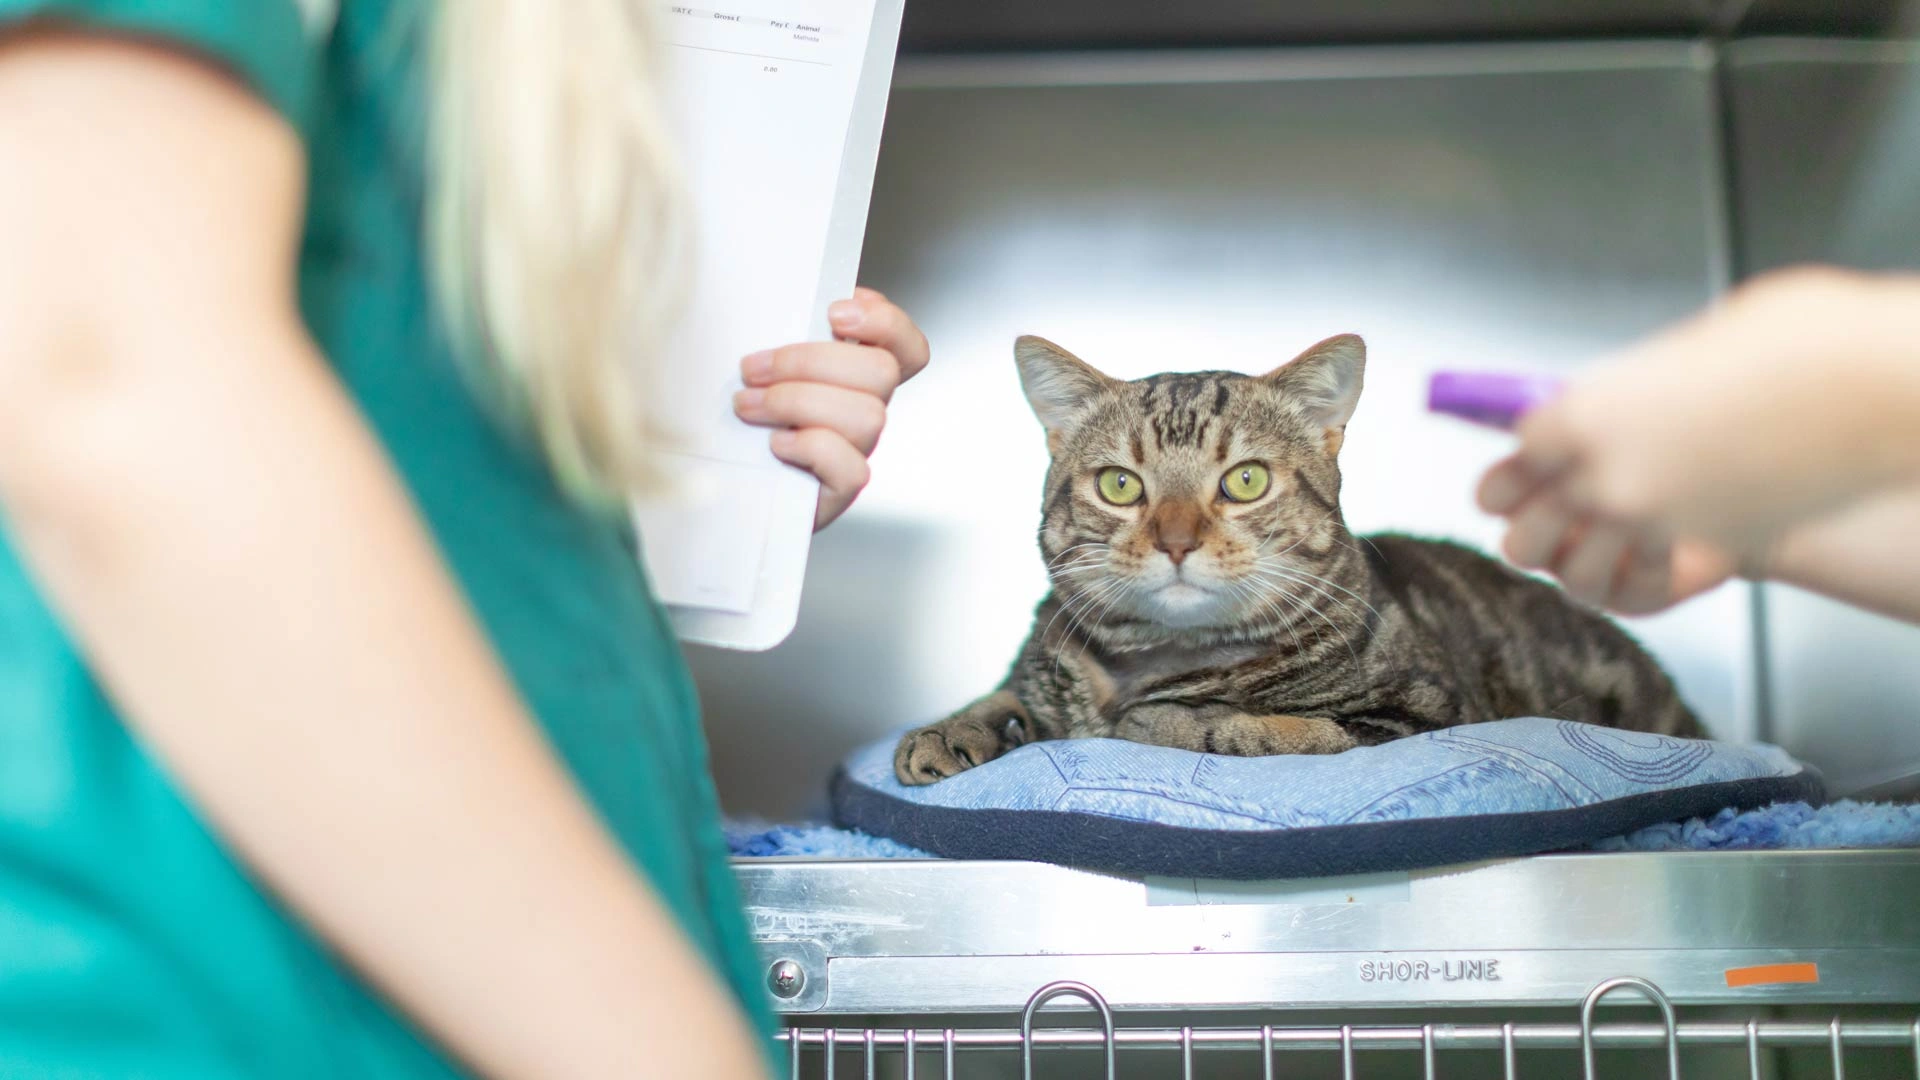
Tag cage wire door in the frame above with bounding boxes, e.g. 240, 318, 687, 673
779, 977, 1920, 1079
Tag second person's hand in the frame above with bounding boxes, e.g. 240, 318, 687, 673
1477, 266, 1920, 611
733, 287, 931, 531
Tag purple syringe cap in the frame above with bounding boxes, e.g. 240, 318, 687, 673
1427, 371, 1563, 431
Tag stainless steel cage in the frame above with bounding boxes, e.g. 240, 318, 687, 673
777, 977, 1920, 1079
738, 850, 1920, 1079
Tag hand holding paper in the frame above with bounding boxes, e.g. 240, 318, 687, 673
631, 0, 905, 650
735, 287, 931, 531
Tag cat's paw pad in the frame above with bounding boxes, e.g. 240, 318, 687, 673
893, 716, 1013, 786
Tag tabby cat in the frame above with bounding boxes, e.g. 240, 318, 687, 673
894, 334, 1704, 785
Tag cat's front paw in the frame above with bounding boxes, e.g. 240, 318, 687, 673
893, 692, 1030, 785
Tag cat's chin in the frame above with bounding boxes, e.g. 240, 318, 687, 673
1141, 582, 1232, 629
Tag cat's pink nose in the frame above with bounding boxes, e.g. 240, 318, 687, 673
1158, 537, 1198, 565
1151, 507, 1204, 565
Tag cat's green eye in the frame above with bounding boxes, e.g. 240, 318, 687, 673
1221, 462, 1271, 502
1096, 467, 1145, 506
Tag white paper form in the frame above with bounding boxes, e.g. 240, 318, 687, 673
632, 0, 904, 650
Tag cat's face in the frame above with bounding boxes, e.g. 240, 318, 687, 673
1019, 334, 1366, 633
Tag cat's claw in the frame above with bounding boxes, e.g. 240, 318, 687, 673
893, 713, 1016, 786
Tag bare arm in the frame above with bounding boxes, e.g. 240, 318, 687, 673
1479, 268, 1920, 619
1764, 484, 1920, 624
1483, 268, 1920, 551
0, 32, 764, 1080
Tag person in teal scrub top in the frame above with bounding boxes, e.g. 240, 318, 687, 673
0, 3, 927, 1077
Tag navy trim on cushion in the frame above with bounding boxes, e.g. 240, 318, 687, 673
831, 767, 1826, 880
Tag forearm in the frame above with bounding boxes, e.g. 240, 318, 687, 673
1797, 272, 1920, 498
1, 327, 765, 1079
1668, 269, 1920, 539
1763, 482, 1920, 625
1486, 269, 1920, 557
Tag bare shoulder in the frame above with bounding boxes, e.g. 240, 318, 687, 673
0, 29, 312, 504
0, 27, 306, 347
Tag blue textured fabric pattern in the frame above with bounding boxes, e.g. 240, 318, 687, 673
824, 717, 1827, 878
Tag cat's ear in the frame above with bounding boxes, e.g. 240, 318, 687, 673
1015, 335, 1115, 439
1265, 334, 1366, 454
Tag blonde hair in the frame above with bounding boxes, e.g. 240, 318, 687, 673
426, 0, 687, 499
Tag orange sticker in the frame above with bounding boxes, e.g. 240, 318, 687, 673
1725, 962, 1820, 988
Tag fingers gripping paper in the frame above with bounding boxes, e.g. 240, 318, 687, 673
631, 0, 904, 650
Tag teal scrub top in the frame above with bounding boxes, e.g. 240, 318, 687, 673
0, 1, 776, 1075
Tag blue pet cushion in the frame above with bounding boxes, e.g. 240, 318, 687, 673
830, 717, 1825, 879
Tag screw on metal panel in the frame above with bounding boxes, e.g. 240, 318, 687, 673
767, 959, 806, 999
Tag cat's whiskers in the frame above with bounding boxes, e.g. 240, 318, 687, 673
1267, 588, 1325, 654
1036, 581, 1102, 651
1248, 512, 1372, 596
1236, 578, 1331, 663
1050, 556, 1111, 577
1247, 566, 1361, 667
1273, 512, 1369, 561
1042, 552, 1117, 619
1208, 507, 1371, 653
1249, 564, 1366, 625
1255, 557, 1383, 624
1049, 576, 1135, 682
1055, 573, 1130, 635
1231, 577, 1307, 657
1257, 507, 1345, 556
1288, 588, 1360, 667
1540, 691, 1587, 721
1037, 590, 1097, 680
1045, 549, 1112, 585
1226, 566, 1316, 642
1045, 542, 1110, 570
1254, 507, 1380, 585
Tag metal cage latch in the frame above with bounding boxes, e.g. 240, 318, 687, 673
1020, 980, 1116, 1080
1582, 975, 1681, 1080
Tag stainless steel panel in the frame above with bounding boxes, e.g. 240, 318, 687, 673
820, 950, 1919, 1013
734, 852, 1920, 1014
1726, 39, 1920, 795
894, 0, 1916, 54
696, 44, 1756, 820
1736, 1, 1918, 38
895, 0, 1920, 56
1728, 40, 1920, 273
895, 1, 1724, 54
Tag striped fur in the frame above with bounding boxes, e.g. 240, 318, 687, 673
895, 334, 1703, 785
